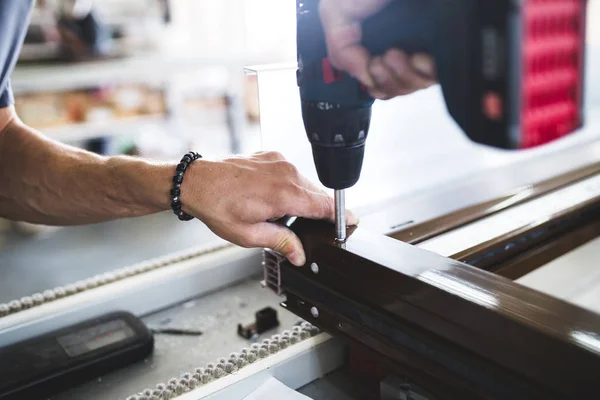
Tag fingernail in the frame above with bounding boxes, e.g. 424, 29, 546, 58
411, 54, 435, 77
289, 251, 306, 267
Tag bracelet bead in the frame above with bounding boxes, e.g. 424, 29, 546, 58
171, 151, 201, 221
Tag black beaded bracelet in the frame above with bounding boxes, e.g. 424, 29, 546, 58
171, 151, 202, 221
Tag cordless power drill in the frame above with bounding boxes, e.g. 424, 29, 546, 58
296, 0, 588, 241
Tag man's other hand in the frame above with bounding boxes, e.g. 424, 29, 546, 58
320, 0, 437, 100
182, 151, 359, 267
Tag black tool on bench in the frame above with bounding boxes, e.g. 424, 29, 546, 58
237, 307, 280, 340
0, 311, 154, 399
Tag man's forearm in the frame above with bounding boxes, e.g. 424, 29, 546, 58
0, 105, 356, 266
0, 113, 174, 225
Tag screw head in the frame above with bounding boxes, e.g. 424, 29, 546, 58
310, 306, 319, 318
310, 262, 319, 274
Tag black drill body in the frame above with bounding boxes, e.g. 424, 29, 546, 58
296, 0, 587, 191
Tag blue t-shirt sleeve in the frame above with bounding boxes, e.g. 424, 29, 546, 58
0, 81, 14, 108
0, 0, 34, 108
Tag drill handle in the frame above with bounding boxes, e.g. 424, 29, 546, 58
297, 0, 437, 108
361, 0, 436, 59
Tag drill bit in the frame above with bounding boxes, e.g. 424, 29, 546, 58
334, 189, 346, 242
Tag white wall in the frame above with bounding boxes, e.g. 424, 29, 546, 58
162, 0, 295, 64
166, 0, 598, 63
589, 0, 599, 44
243, 0, 296, 64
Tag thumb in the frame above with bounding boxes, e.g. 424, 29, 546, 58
250, 222, 306, 267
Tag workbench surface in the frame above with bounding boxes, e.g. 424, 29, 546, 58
49, 277, 302, 400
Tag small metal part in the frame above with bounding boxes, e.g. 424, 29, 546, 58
261, 249, 285, 296
335, 190, 347, 242
237, 307, 280, 339
310, 262, 319, 274
310, 306, 319, 318
149, 327, 203, 336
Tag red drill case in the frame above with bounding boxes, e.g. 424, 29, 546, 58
469, 0, 588, 149
356, 0, 589, 150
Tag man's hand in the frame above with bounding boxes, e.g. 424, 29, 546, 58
181, 151, 358, 267
319, 0, 437, 100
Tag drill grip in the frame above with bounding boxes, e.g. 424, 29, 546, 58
297, 0, 436, 107
362, 0, 436, 60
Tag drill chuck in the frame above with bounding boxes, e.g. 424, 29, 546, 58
301, 102, 371, 190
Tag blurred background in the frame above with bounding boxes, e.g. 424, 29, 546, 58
0, 0, 598, 302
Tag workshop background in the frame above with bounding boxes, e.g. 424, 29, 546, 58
0, 2, 599, 399
0, 0, 599, 299
0, 0, 296, 238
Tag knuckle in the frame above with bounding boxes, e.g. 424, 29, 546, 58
276, 161, 299, 177
288, 181, 304, 195
267, 151, 285, 161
